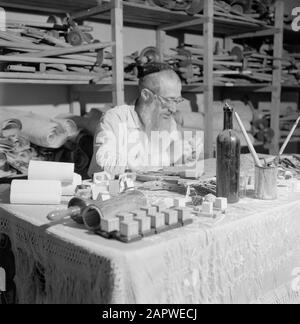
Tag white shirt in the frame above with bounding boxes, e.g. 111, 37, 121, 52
88, 105, 187, 177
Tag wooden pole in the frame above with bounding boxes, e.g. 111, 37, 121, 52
111, 0, 124, 106
156, 28, 166, 62
203, 0, 214, 158
270, 0, 284, 155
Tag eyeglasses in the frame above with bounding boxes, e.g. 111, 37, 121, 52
146, 89, 184, 105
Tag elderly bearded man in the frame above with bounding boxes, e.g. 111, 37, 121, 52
88, 64, 202, 177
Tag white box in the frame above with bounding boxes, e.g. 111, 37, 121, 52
149, 213, 165, 229
175, 208, 191, 222
131, 210, 147, 218
117, 213, 134, 222
214, 198, 228, 211
162, 209, 178, 225
202, 202, 213, 215
141, 206, 157, 216
135, 217, 151, 233
152, 204, 166, 213
174, 198, 187, 208
101, 218, 120, 233
120, 221, 139, 238
164, 198, 175, 208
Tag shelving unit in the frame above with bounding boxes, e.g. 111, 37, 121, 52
0, 0, 296, 157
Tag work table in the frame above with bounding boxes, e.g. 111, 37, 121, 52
1, 155, 300, 304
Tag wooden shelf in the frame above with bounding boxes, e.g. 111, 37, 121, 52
0, 0, 292, 157
0, 0, 273, 36
71, 82, 276, 93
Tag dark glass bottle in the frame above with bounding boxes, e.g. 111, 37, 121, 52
216, 104, 241, 204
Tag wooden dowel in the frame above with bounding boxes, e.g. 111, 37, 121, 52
39, 63, 67, 72
0, 55, 94, 66
6, 65, 36, 72
19, 42, 115, 58
0, 72, 97, 81
279, 116, 300, 156
214, 61, 243, 67
0, 78, 91, 84
234, 111, 263, 167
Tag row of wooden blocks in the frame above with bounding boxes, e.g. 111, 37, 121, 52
97, 204, 192, 243
198, 198, 228, 217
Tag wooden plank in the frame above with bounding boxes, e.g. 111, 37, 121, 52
0, 55, 94, 65
0, 72, 97, 81
0, 78, 89, 84
270, 0, 284, 155
159, 18, 205, 32
72, 2, 112, 20
203, 0, 214, 159
156, 29, 166, 62
230, 28, 277, 40
19, 42, 114, 58
111, 0, 124, 106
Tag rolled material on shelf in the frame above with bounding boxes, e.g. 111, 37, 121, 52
10, 180, 62, 205
28, 161, 74, 183
0, 108, 71, 149
54, 118, 79, 139
82, 190, 147, 231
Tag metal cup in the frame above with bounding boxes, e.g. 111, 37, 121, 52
255, 165, 278, 200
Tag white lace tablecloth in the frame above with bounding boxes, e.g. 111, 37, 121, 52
1, 178, 300, 304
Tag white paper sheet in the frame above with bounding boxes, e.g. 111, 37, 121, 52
10, 180, 62, 205
28, 161, 74, 183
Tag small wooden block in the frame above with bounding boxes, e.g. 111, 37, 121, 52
214, 198, 228, 211
117, 213, 134, 222
135, 216, 151, 234
174, 198, 187, 208
148, 213, 165, 229
164, 198, 175, 208
202, 202, 213, 215
109, 180, 120, 195
131, 210, 147, 218
175, 208, 191, 222
100, 218, 120, 233
120, 221, 139, 238
141, 206, 157, 216
99, 194, 111, 202
94, 171, 111, 183
152, 203, 166, 213
162, 209, 178, 225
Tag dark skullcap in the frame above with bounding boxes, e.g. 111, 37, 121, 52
137, 62, 173, 79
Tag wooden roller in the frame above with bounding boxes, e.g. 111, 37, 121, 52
47, 197, 95, 223
82, 190, 148, 231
